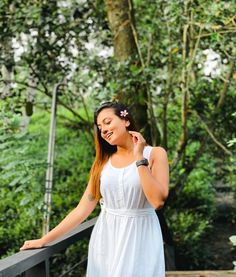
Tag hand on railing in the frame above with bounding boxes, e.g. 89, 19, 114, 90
20, 239, 44, 251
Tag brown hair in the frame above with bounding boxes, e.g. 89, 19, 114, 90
90, 101, 137, 200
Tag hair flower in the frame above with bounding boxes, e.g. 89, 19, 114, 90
120, 110, 128, 117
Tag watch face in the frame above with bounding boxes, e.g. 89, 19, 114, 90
143, 159, 149, 165
136, 158, 149, 167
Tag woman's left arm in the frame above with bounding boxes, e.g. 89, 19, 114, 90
137, 147, 169, 209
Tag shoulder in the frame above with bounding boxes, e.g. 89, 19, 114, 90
151, 146, 167, 155
150, 146, 168, 163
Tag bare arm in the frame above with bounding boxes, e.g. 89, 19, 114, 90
128, 131, 169, 209
20, 180, 98, 250
137, 146, 169, 209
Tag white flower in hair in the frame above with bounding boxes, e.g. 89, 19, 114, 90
120, 110, 128, 117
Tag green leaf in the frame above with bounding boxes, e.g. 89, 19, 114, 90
227, 138, 236, 147
0, 171, 18, 180
20, 196, 31, 206
229, 236, 236, 246
9, 176, 22, 187
0, 141, 14, 150
2, 160, 20, 170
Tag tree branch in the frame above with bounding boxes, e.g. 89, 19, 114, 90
127, 0, 145, 67
168, 138, 207, 203
171, 23, 189, 168
195, 29, 236, 39
216, 58, 235, 110
172, 20, 203, 168
194, 111, 232, 156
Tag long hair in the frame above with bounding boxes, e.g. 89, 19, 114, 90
90, 101, 137, 200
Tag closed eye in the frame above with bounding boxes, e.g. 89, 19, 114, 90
97, 118, 112, 131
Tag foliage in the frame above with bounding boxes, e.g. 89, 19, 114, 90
0, 105, 96, 265
133, 1, 236, 268
170, 211, 211, 269
0, 106, 46, 256
166, 148, 216, 269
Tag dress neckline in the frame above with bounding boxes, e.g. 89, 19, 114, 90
108, 158, 136, 170
108, 146, 152, 169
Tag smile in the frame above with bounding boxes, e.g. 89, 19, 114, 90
106, 132, 113, 140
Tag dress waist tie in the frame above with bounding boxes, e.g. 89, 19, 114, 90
100, 201, 155, 218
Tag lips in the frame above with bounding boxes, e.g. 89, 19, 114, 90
106, 132, 113, 140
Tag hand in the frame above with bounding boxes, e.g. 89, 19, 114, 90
20, 238, 44, 251
128, 131, 146, 160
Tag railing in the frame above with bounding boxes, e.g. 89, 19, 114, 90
0, 217, 97, 277
0, 210, 176, 276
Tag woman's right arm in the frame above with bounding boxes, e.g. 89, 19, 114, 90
20, 180, 98, 250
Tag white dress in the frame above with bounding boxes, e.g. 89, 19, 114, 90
86, 146, 165, 277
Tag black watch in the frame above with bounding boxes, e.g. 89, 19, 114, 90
136, 158, 149, 167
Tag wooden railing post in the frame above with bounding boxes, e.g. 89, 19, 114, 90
25, 259, 50, 277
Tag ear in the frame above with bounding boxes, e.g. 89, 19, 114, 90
125, 119, 130, 127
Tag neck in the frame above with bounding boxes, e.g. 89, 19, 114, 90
116, 134, 134, 155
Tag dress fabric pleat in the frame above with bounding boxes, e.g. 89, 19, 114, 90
86, 146, 165, 277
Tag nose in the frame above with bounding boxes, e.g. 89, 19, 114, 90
101, 128, 108, 135
100, 125, 108, 135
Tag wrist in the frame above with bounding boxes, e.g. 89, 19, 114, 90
40, 236, 48, 246
135, 155, 144, 161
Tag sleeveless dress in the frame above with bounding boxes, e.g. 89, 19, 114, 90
86, 146, 165, 277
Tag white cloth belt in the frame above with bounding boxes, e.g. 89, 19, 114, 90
100, 200, 155, 218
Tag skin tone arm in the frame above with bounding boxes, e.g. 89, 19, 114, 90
20, 181, 98, 250
129, 131, 169, 209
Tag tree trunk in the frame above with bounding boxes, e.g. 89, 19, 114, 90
104, 0, 152, 142
104, 0, 137, 61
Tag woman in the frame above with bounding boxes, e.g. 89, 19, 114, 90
20, 101, 169, 276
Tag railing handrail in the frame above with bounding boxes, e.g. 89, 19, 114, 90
0, 217, 97, 277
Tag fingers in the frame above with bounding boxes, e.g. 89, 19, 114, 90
128, 131, 146, 143
20, 240, 34, 250
20, 241, 30, 251
20, 240, 39, 251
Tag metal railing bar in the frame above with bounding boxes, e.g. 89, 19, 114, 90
0, 217, 97, 277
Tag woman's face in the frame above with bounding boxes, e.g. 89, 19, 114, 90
96, 108, 130, 145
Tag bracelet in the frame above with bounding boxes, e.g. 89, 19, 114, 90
136, 158, 149, 167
